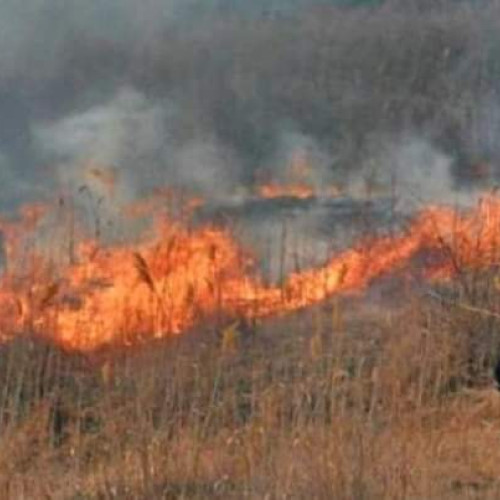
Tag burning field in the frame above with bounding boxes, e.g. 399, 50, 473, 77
3, 184, 500, 498
2, 177, 500, 498
0, 181, 499, 353
5, 1, 500, 496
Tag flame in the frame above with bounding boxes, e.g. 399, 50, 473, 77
256, 150, 340, 199
0, 192, 500, 352
256, 180, 340, 200
257, 183, 317, 199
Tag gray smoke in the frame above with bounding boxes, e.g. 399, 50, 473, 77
0, 0, 498, 216
0, 1, 180, 83
34, 88, 168, 201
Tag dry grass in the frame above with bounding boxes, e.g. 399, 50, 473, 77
3, 1, 500, 497
0, 280, 499, 499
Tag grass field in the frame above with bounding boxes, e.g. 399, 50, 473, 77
1, 271, 500, 499
3, 1, 500, 497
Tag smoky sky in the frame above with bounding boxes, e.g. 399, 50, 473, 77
0, 0, 277, 208
0, 0, 178, 205
0, 0, 499, 211
0, 0, 323, 208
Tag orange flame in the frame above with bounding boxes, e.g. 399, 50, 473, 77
257, 183, 317, 199
256, 150, 340, 199
0, 193, 499, 351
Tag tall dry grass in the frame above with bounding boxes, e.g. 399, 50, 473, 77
1, 191, 500, 499
0, 278, 500, 499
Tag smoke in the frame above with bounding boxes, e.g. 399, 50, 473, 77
463, 94, 500, 169
34, 88, 168, 202
0, 150, 41, 209
263, 129, 336, 188
0, 0, 497, 218
173, 139, 241, 198
31, 83, 249, 241
351, 134, 485, 212
3, 0, 499, 289
242, 213, 336, 283
392, 138, 455, 206
0, 0, 184, 84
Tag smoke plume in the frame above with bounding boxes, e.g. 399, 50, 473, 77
0, 0, 498, 215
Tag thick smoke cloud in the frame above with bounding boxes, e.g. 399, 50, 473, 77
0, 0, 177, 82
0, 0, 499, 213
34, 87, 244, 202
34, 88, 168, 200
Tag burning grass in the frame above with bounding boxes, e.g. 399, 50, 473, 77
1, 289, 500, 499
0, 192, 500, 497
1, 191, 500, 351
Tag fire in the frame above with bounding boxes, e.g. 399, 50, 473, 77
257, 183, 316, 199
256, 180, 340, 200
53, 222, 255, 348
0, 192, 500, 352
256, 150, 340, 199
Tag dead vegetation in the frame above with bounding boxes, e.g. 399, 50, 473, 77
0, 280, 500, 499
2, 2, 500, 497
0, 183, 499, 499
